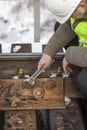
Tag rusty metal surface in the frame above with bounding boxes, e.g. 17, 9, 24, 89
0, 53, 64, 79
0, 77, 83, 110
4, 110, 37, 130
49, 99, 85, 130
0, 51, 85, 130
0, 52, 64, 59
0, 53, 83, 110
0, 78, 65, 110
2, 44, 36, 130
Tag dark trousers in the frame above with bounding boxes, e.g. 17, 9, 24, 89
77, 68, 87, 99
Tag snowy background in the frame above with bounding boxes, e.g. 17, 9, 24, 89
0, 0, 56, 53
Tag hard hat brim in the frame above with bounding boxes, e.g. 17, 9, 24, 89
47, 0, 81, 24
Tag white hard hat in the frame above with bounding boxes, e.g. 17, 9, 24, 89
46, 0, 81, 24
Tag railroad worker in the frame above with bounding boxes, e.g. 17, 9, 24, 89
38, 0, 87, 98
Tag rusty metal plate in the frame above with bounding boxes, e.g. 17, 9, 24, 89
0, 53, 63, 79
0, 78, 65, 110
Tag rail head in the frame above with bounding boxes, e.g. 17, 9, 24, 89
0, 52, 65, 61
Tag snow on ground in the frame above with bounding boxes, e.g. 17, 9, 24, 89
0, 0, 56, 53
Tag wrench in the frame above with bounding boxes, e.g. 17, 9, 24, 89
23, 69, 42, 85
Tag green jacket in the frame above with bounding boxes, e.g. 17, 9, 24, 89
44, 18, 87, 67
70, 17, 87, 47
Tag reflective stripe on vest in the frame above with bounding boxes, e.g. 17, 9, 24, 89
70, 18, 87, 48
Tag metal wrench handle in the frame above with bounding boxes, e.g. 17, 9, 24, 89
29, 69, 42, 80
23, 68, 42, 85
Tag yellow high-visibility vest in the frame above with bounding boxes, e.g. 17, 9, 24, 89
70, 17, 87, 47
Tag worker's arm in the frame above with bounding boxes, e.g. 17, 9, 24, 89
38, 20, 76, 71
65, 46, 87, 67
44, 20, 76, 57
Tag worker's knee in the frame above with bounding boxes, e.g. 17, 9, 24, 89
77, 68, 87, 99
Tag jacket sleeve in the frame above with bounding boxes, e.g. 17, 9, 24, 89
44, 20, 76, 58
66, 46, 87, 67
